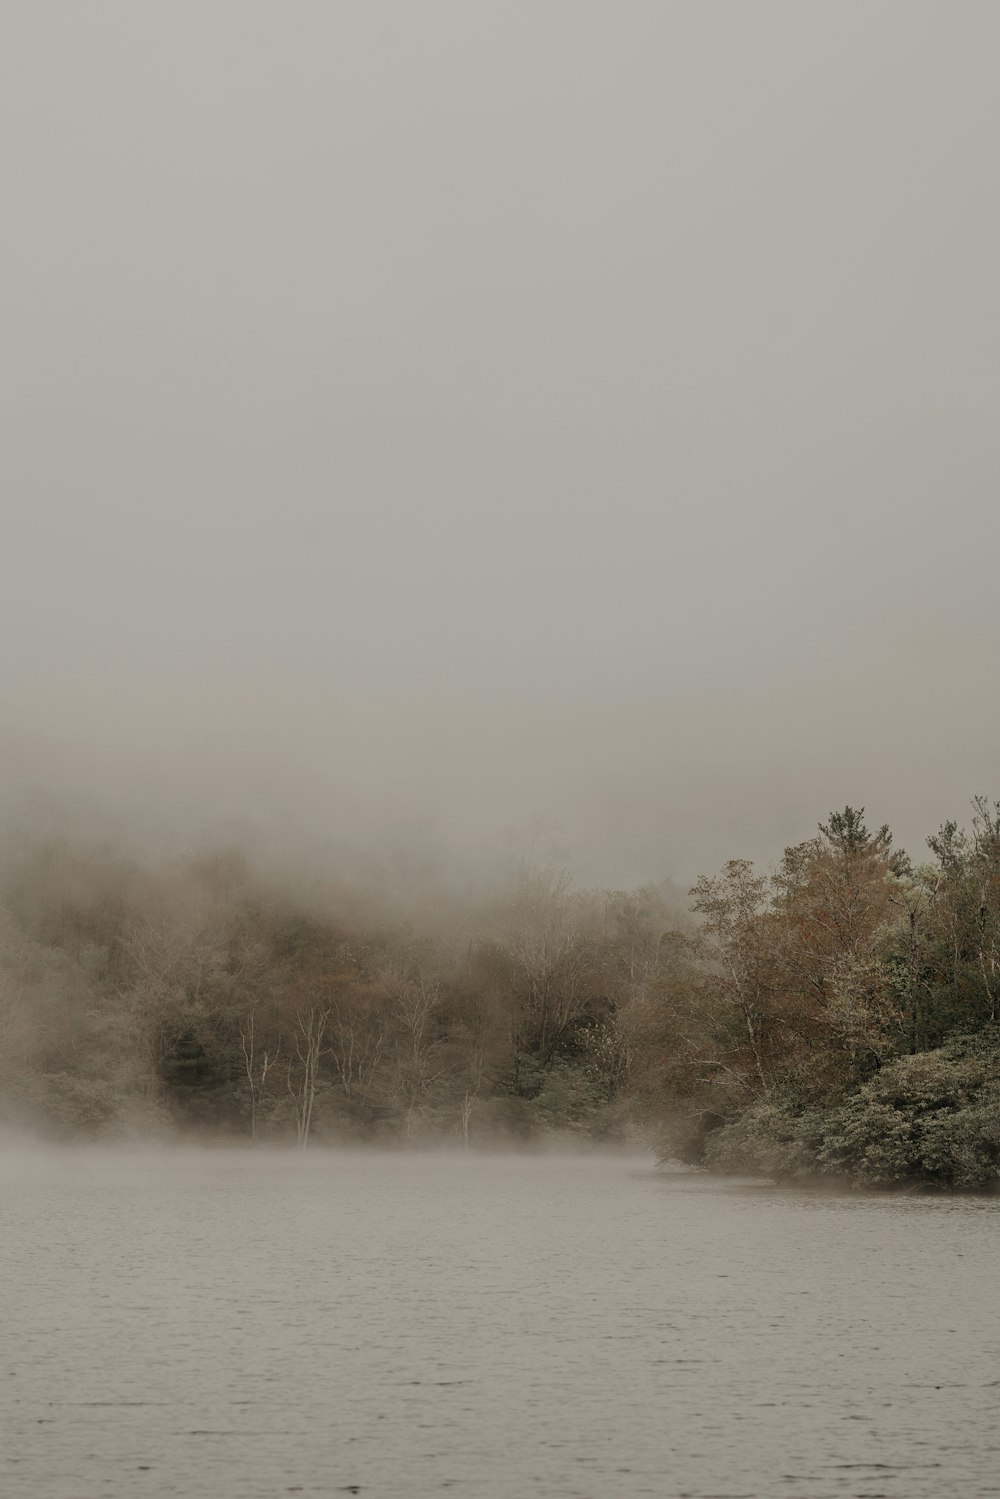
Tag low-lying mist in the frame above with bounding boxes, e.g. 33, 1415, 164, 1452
0, 816, 688, 1152
3, 786, 1000, 1190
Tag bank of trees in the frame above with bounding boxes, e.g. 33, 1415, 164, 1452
2, 800, 999, 1187
0, 846, 674, 1147
628, 801, 1000, 1188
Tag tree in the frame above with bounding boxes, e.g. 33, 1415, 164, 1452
491, 865, 600, 1070
240, 1008, 279, 1141
285, 1006, 330, 1148
768, 807, 907, 1084
923, 797, 1000, 1035
690, 859, 774, 1099
379, 968, 449, 1136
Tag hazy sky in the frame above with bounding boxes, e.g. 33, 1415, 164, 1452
3, 2, 999, 886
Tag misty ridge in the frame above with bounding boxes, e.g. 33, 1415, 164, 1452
3, 796, 1000, 1191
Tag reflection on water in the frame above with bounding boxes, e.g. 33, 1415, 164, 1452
3, 1148, 998, 1498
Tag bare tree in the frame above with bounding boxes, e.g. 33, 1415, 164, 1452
381, 970, 448, 1136
240, 1008, 279, 1141
327, 986, 386, 1104
498, 867, 596, 1067
285, 1005, 330, 1147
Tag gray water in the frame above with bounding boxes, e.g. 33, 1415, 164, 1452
3, 1149, 998, 1499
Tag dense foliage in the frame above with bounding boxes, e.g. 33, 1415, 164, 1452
0, 848, 668, 1148
630, 801, 1000, 1190
2, 800, 999, 1188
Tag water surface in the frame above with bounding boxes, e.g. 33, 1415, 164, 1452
3, 1148, 998, 1497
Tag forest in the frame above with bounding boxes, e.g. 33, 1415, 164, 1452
1, 801, 999, 1190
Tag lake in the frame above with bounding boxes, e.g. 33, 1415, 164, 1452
2, 1147, 998, 1497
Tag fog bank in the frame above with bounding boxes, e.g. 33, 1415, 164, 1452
4, 632, 998, 887
3, 2, 999, 884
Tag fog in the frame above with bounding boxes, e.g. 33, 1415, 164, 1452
4, 1, 999, 886
6, 19, 1000, 1497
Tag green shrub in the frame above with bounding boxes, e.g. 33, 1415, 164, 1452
527, 1061, 606, 1135
702, 1101, 826, 1179
699, 1037, 1000, 1190
818, 1042, 1000, 1189
0, 1072, 174, 1140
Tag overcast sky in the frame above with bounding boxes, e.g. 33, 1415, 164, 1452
3, 2, 999, 887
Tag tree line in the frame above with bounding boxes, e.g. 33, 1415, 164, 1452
628, 801, 1000, 1188
2, 801, 999, 1187
0, 846, 666, 1147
